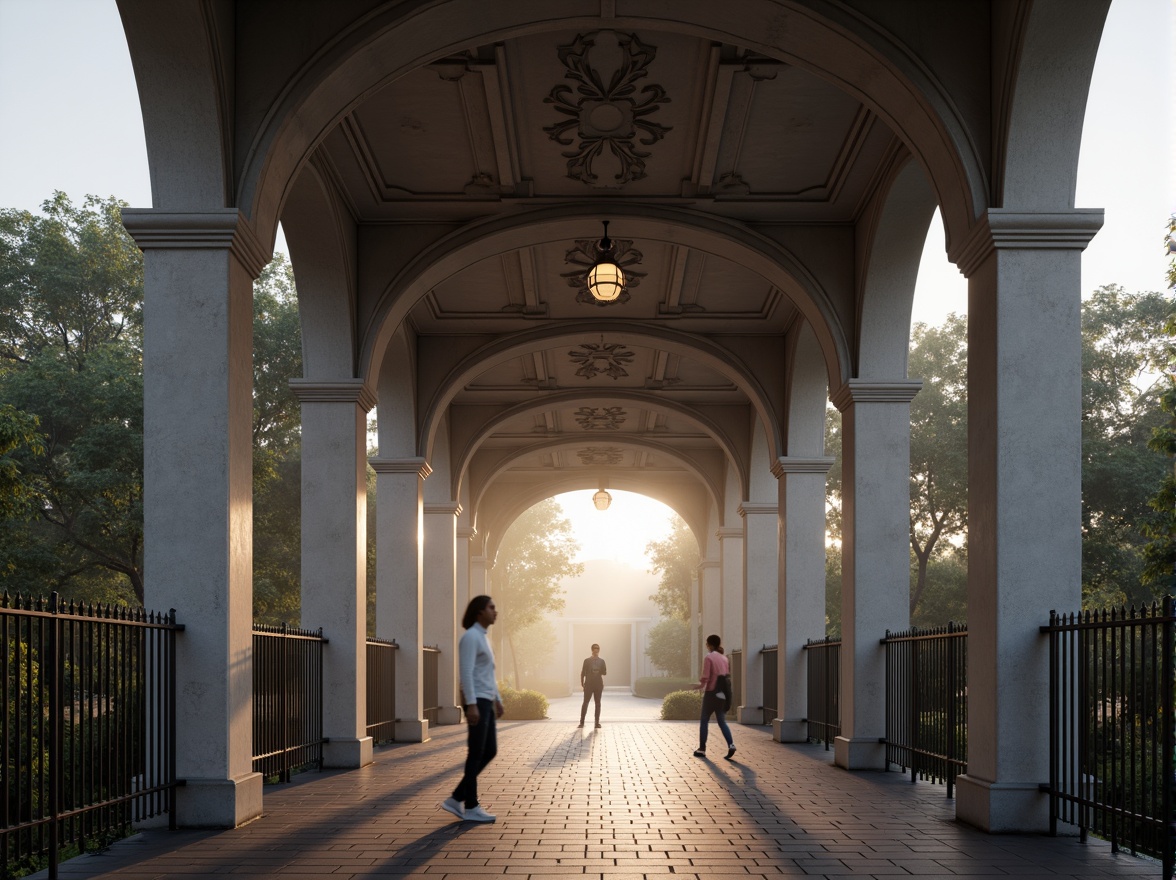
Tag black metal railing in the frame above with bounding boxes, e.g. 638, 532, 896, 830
252, 624, 326, 783
881, 623, 968, 795
422, 646, 441, 725
728, 648, 742, 719
2, 592, 181, 880
366, 637, 398, 745
1042, 599, 1175, 877
803, 637, 841, 748
761, 644, 778, 726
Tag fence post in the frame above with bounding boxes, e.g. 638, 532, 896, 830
947, 622, 956, 799
1162, 596, 1174, 880
48, 592, 60, 880
280, 622, 289, 783
910, 634, 919, 784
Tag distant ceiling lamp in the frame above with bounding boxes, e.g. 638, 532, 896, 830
585, 221, 626, 302
593, 488, 612, 510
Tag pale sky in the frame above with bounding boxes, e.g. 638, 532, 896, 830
1, 0, 1172, 567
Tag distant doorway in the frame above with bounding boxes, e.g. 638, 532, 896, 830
573, 623, 631, 687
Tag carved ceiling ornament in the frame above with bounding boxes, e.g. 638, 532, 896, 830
543, 31, 672, 188
575, 406, 627, 431
577, 447, 624, 466
568, 342, 635, 380
561, 237, 645, 306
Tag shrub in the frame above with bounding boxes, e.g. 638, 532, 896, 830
498, 683, 549, 720
634, 676, 697, 699
660, 689, 702, 720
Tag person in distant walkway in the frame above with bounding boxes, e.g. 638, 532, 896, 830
692, 633, 736, 760
578, 643, 607, 728
441, 595, 504, 824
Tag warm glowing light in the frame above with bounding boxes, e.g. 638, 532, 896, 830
592, 488, 612, 510
586, 261, 625, 302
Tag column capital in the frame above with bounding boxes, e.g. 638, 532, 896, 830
715, 527, 743, 540
953, 208, 1104, 277
738, 502, 777, 518
771, 456, 835, 477
369, 457, 432, 479
121, 208, 271, 278
425, 502, 463, 517
830, 380, 921, 412
697, 559, 720, 571
289, 379, 377, 412
457, 527, 477, 539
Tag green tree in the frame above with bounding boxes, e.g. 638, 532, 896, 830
0, 404, 44, 522
1141, 219, 1176, 594
511, 618, 558, 686
645, 515, 698, 621
491, 498, 583, 686
907, 315, 968, 616
645, 617, 691, 677
0, 194, 144, 604
1081, 284, 1172, 606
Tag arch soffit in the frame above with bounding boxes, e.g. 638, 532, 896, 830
477, 478, 710, 568
449, 389, 750, 503
469, 437, 724, 529
415, 317, 784, 464
232, 2, 986, 266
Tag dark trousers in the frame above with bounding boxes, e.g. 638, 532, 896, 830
699, 690, 734, 749
580, 682, 603, 723
453, 698, 497, 808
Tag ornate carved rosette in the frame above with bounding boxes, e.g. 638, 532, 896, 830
561, 237, 645, 306
577, 447, 624, 466
575, 406, 627, 431
568, 343, 635, 379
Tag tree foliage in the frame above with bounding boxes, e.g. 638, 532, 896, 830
645, 515, 698, 621
645, 617, 691, 677
491, 498, 582, 685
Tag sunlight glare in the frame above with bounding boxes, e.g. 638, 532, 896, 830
555, 490, 675, 569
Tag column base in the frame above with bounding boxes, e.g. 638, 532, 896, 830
834, 736, 885, 770
736, 705, 762, 725
323, 736, 373, 769
436, 706, 463, 725
395, 719, 431, 742
955, 775, 1048, 832
175, 772, 263, 828
772, 719, 807, 742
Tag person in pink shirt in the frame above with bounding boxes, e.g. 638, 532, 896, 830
692, 633, 736, 759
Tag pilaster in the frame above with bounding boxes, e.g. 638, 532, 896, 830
738, 502, 777, 725
424, 501, 463, 724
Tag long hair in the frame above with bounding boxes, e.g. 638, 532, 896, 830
462, 595, 493, 630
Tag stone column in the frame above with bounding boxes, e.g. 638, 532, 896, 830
689, 570, 700, 675
717, 527, 744, 650
771, 457, 834, 743
953, 210, 1102, 831
424, 502, 463, 724
292, 380, 375, 768
738, 502, 778, 724
456, 526, 475, 608
122, 209, 267, 828
698, 560, 721, 646
370, 457, 432, 742
831, 381, 920, 769
469, 554, 488, 597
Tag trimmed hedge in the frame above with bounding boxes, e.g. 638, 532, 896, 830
498, 684, 549, 720
633, 676, 697, 699
660, 689, 702, 720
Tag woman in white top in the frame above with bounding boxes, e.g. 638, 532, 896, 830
692, 633, 736, 759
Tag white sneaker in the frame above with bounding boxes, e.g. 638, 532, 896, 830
440, 797, 465, 820
464, 805, 496, 823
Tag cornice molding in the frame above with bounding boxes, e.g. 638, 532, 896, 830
697, 559, 720, 570
830, 380, 922, 412
953, 208, 1104, 277
425, 502, 463, 517
289, 379, 377, 412
738, 502, 777, 517
120, 208, 271, 278
457, 527, 477, 539
368, 458, 433, 479
715, 527, 743, 540
771, 456, 835, 477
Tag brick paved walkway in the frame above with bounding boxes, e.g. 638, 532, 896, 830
42, 721, 1161, 879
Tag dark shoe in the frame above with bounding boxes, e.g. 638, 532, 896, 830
594, 722, 602, 728
693, 749, 706, 757
725, 745, 736, 760
577, 721, 584, 728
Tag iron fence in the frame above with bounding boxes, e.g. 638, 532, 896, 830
252, 624, 326, 783
882, 623, 968, 795
803, 637, 841, 748
1, 592, 181, 880
762, 644, 778, 726
728, 648, 742, 720
1041, 599, 1176, 878
366, 637, 398, 744
422, 646, 441, 725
